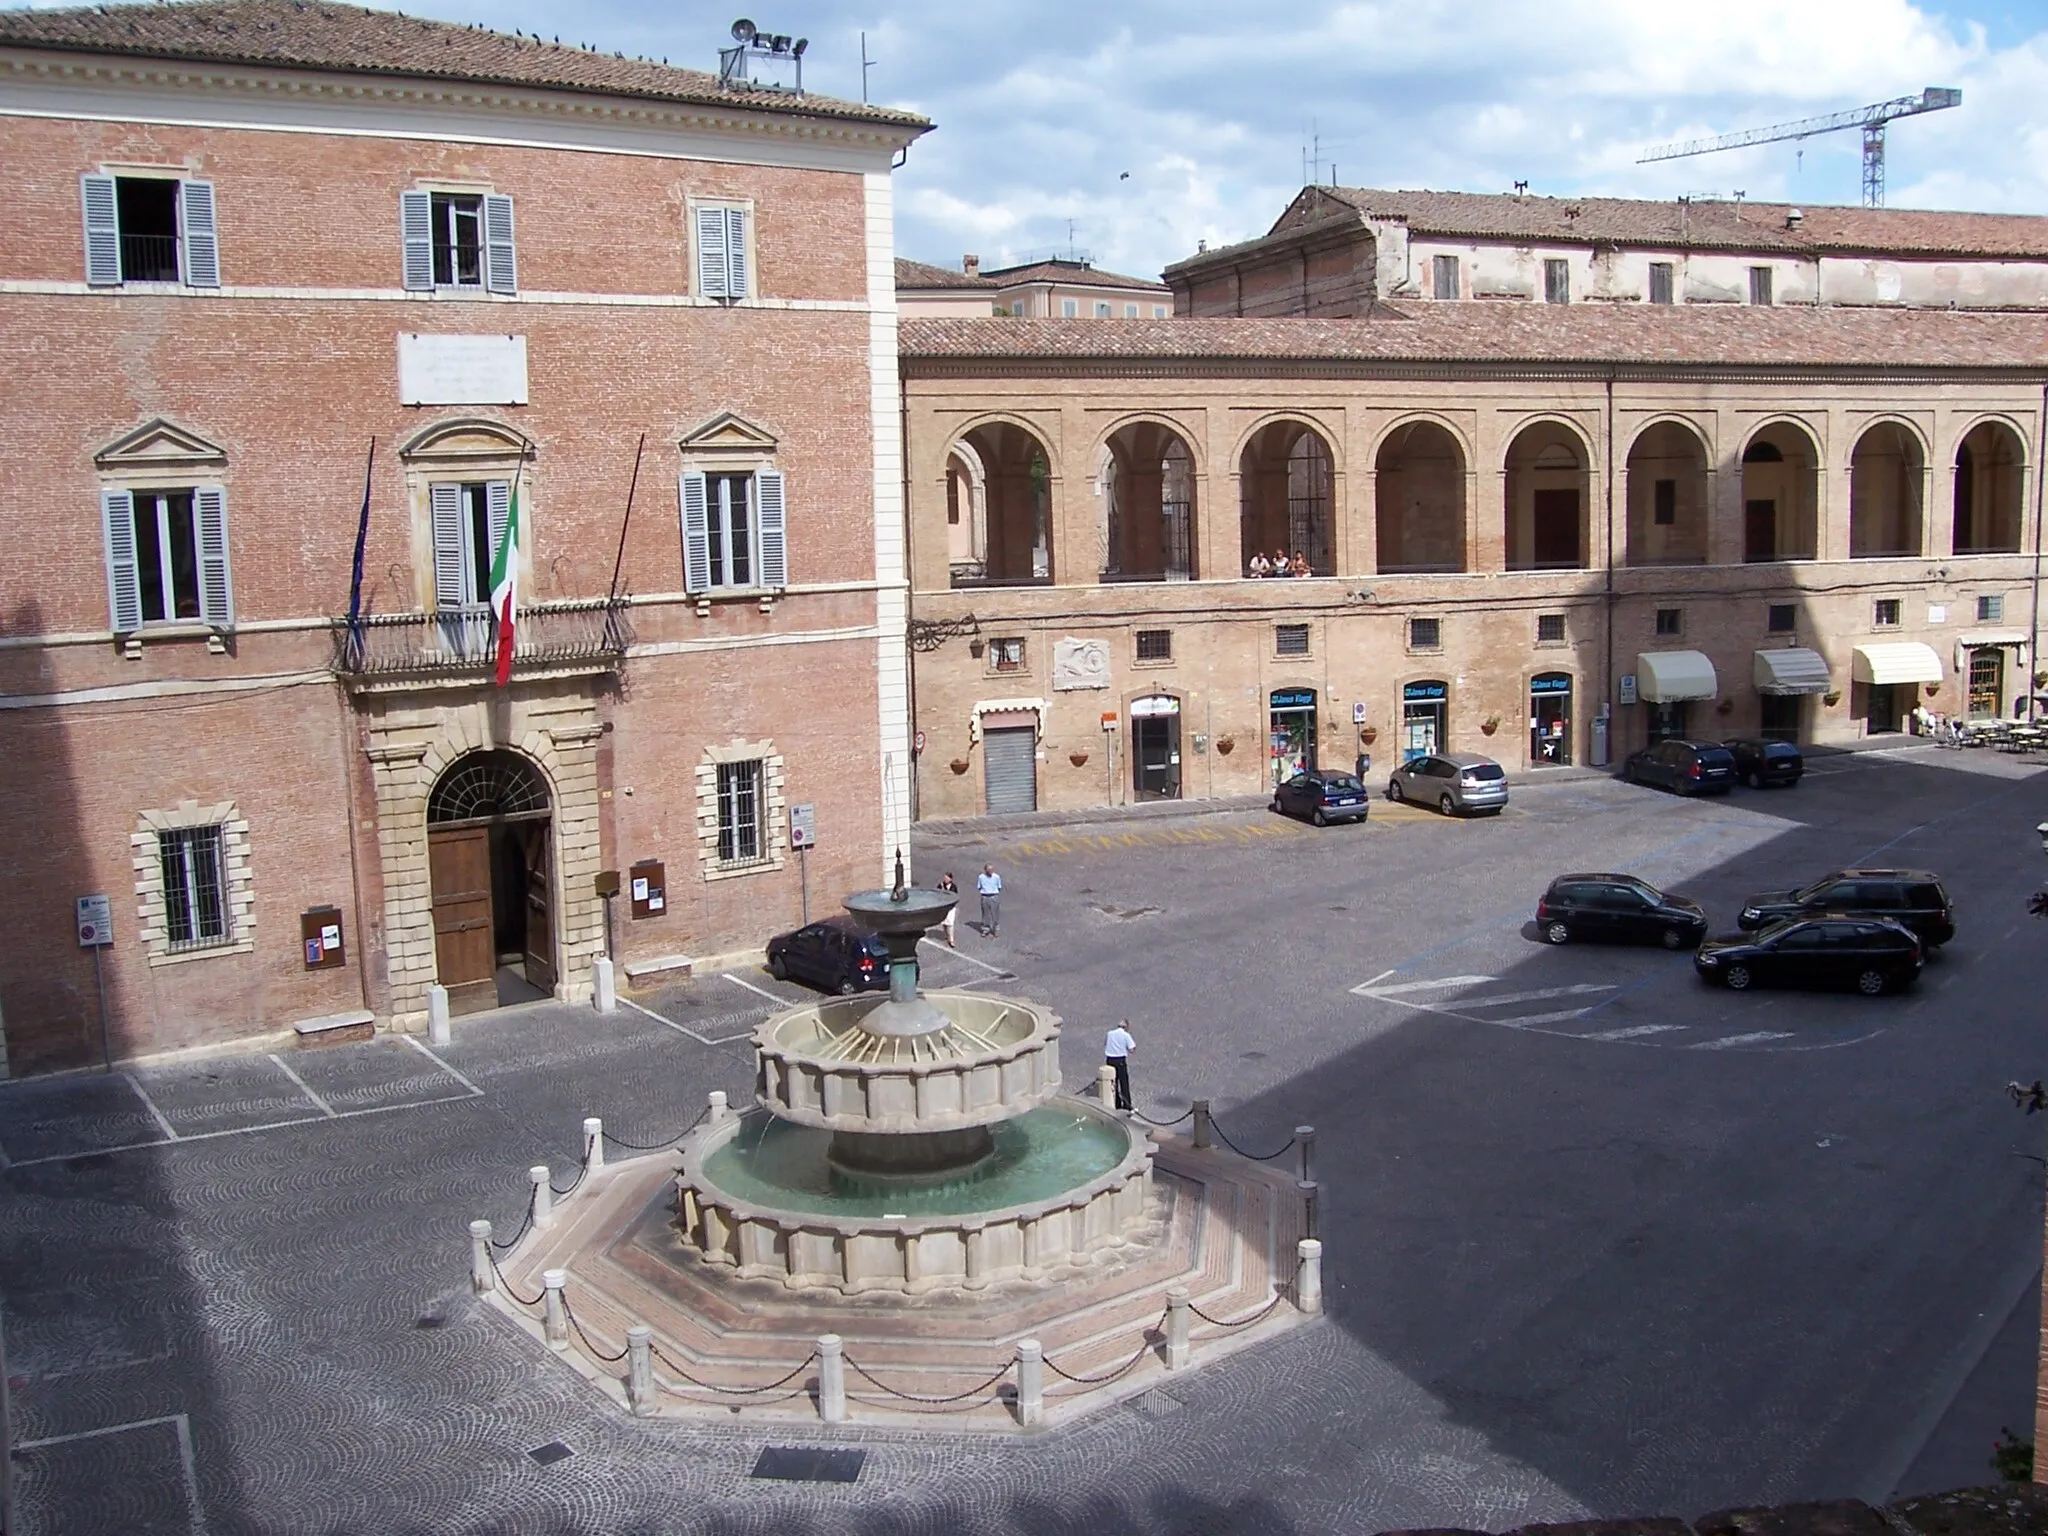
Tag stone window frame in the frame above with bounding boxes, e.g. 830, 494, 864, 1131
1274, 622, 1312, 658
987, 636, 1029, 676
696, 739, 786, 881
1535, 612, 1567, 646
399, 419, 538, 617
1874, 598, 1903, 629
132, 799, 253, 966
1655, 608, 1683, 637
1407, 616, 1442, 653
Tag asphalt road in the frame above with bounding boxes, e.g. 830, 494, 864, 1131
2, 740, 2043, 1534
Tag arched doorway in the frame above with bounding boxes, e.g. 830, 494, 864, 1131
427, 749, 555, 1014
1103, 422, 1197, 580
1625, 422, 1709, 566
1240, 421, 1334, 576
1375, 421, 1466, 573
954, 422, 1051, 586
1954, 421, 2025, 554
1741, 423, 1819, 561
1850, 422, 1924, 557
1503, 423, 1589, 570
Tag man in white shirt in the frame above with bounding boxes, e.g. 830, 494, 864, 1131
1104, 1020, 1135, 1111
976, 864, 1003, 937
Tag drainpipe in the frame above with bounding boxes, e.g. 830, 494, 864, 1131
1603, 370, 1618, 765
2030, 381, 2047, 719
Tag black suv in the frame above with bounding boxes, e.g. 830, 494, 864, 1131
1722, 738, 1804, 788
1736, 869, 1954, 947
1621, 739, 1737, 796
1536, 874, 1708, 949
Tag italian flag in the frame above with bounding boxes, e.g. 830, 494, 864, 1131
490, 483, 520, 686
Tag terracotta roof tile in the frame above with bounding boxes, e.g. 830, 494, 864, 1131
900, 306, 2048, 371
0, 0, 928, 131
978, 258, 1169, 293
895, 257, 999, 291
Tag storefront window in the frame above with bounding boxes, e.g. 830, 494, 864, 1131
1269, 688, 1318, 785
1402, 680, 1447, 763
1131, 694, 1183, 800
1968, 646, 2005, 719
1530, 673, 1572, 765
1648, 702, 1688, 743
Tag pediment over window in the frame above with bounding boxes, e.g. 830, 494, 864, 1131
94, 418, 227, 471
679, 412, 779, 454
399, 417, 536, 465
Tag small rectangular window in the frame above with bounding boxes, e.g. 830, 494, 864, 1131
159, 825, 230, 950
1767, 603, 1797, 633
680, 468, 788, 593
716, 760, 764, 864
693, 204, 751, 300
1648, 262, 1674, 304
1124, 303, 1138, 318
1653, 479, 1677, 526
1135, 628, 1172, 661
1275, 623, 1310, 657
1062, 298, 1078, 318
1536, 613, 1566, 644
1409, 617, 1441, 650
1874, 598, 1902, 628
989, 636, 1026, 672
1978, 593, 2005, 622
1152, 305, 1168, 318
1655, 608, 1682, 636
1433, 254, 1460, 300
1749, 266, 1773, 306
83, 175, 218, 288
1094, 301, 1113, 318
1544, 259, 1570, 303
432, 193, 483, 288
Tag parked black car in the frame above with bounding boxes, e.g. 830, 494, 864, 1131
1695, 915, 1923, 994
1620, 739, 1737, 796
1535, 873, 1709, 949
766, 916, 888, 994
1736, 868, 1954, 947
1272, 768, 1370, 826
1722, 737, 1804, 788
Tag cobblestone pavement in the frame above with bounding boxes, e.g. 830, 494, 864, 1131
6, 744, 2048, 1533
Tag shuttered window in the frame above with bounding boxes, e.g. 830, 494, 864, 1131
1432, 254, 1460, 299
402, 191, 516, 293
80, 174, 219, 287
430, 481, 510, 608
1648, 262, 1674, 304
680, 468, 786, 592
102, 486, 232, 632
716, 760, 764, 863
694, 205, 752, 299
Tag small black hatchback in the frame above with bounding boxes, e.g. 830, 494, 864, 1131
1722, 738, 1804, 788
1621, 739, 1738, 796
1736, 868, 1955, 948
1535, 873, 1708, 949
1271, 768, 1370, 826
1695, 915, 1923, 995
766, 916, 888, 995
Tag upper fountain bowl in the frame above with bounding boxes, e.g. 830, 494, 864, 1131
842, 883, 958, 937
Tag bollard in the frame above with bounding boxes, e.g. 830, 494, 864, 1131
1297, 1179, 1319, 1240
1016, 1338, 1044, 1427
542, 1270, 569, 1349
1164, 1286, 1191, 1370
1097, 1064, 1117, 1108
707, 1089, 731, 1128
582, 1118, 604, 1179
817, 1334, 846, 1424
469, 1219, 495, 1294
592, 956, 618, 1015
626, 1326, 654, 1415
1296, 1238, 1324, 1316
1296, 1125, 1316, 1184
427, 984, 452, 1047
530, 1165, 554, 1231
1192, 1098, 1212, 1150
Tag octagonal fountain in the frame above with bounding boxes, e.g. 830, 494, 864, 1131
674, 858, 1154, 1294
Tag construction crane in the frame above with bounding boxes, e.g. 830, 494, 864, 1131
1638, 87, 1961, 208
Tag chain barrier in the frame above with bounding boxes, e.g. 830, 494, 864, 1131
485, 1244, 544, 1309
559, 1291, 627, 1363
842, 1354, 1012, 1406
549, 1134, 596, 1198
650, 1339, 817, 1398
1188, 1254, 1304, 1330
1208, 1121, 1297, 1163
1130, 1105, 1195, 1129
601, 1102, 714, 1153
1041, 1308, 1168, 1386
489, 1185, 538, 1252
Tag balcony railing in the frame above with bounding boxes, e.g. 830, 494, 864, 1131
332, 598, 633, 681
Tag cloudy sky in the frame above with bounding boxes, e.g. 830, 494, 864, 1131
33, 0, 2048, 277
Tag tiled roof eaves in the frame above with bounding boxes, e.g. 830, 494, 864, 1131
982, 262, 1170, 292
1161, 214, 1366, 277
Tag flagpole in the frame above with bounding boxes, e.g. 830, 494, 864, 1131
608, 433, 646, 601
344, 437, 376, 668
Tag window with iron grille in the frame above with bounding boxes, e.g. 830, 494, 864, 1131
1136, 628, 1172, 662
1275, 623, 1310, 657
1647, 262, 1674, 304
1536, 613, 1566, 644
716, 760, 764, 863
159, 825, 229, 950
1655, 608, 1682, 636
990, 636, 1026, 672
1768, 603, 1797, 633
1409, 616, 1441, 650
1978, 593, 2005, 623
1874, 598, 1902, 627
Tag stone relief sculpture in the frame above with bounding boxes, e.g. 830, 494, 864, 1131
1051, 638, 1112, 691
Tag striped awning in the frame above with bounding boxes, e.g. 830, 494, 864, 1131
1851, 642, 1942, 686
1636, 650, 1717, 703
1753, 648, 1831, 696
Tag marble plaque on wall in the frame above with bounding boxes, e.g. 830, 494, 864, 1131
1051, 638, 1111, 691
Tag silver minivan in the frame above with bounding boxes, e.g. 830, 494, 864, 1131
1387, 752, 1510, 816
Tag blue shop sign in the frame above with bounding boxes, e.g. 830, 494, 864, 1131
1270, 689, 1318, 710
1402, 681, 1447, 702
1530, 675, 1573, 694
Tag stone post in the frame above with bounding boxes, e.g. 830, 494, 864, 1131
469, 1219, 494, 1294
1016, 1338, 1044, 1426
1297, 1178, 1319, 1240
530, 1165, 554, 1231
817, 1334, 846, 1424
1192, 1099, 1212, 1150
708, 1090, 731, 1127
1165, 1285, 1191, 1370
1097, 1065, 1117, 1108
626, 1326, 654, 1415
582, 1118, 604, 1179
542, 1270, 569, 1349
427, 984, 452, 1047
1296, 1125, 1316, 1184
1297, 1238, 1324, 1316
592, 957, 617, 1015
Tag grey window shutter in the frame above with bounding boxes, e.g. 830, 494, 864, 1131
194, 486, 233, 627
754, 468, 786, 588
180, 180, 220, 288
82, 174, 121, 286
680, 470, 711, 593
101, 488, 142, 632
724, 207, 749, 299
483, 194, 517, 295
401, 190, 434, 291
485, 480, 511, 584
695, 207, 728, 299
430, 483, 469, 607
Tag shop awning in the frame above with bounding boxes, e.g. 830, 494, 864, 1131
1753, 647, 1831, 696
1636, 650, 1717, 703
1851, 642, 1942, 686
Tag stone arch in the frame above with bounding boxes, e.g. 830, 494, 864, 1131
1103, 419, 1199, 581
1375, 418, 1467, 573
1624, 418, 1711, 567
1740, 419, 1820, 562
427, 747, 552, 824
944, 437, 988, 578
1239, 419, 1336, 577
1849, 419, 1926, 558
398, 416, 536, 463
1503, 419, 1591, 570
954, 419, 1054, 586
1953, 416, 2026, 555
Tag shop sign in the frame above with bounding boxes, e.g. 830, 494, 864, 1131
1270, 688, 1317, 710
1131, 695, 1180, 717
1402, 681, 1447, 702
1530, 675, 1573, 694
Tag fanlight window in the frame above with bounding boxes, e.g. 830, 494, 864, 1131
427, 751, 550, 825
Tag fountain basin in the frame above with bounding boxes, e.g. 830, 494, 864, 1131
754, 990, 1061, 1135
674, 1101, 1155, 1294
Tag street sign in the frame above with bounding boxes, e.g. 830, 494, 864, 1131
913, 730, 927, 754
789, 803, 817, 850
1352, 701, 1368, 724
76, 893, 112, 948
1620, 673, 1639, 706
1100, 711, 1116, 731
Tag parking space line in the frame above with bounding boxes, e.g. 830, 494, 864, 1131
122, 1072, 180, 1141
1689, 1031, 1796, 1050
0, 1091, 479, 1169
399, 1034, 485, 1097
15, 1412, 205, 1536
722, 971, 788, 1006
922, 938, 1008, 976
617, 995, 743, 1047
268, 1053, 336, 1117
1576, 1024, 1688, 1041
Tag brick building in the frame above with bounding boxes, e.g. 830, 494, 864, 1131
902, 303, 2046, 819
0, 0, 927, 1073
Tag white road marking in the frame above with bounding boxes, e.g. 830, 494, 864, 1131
267, 1053, 336, 1117
1689, 1031, 1797, 1050
0, 1092, 482, 1170
1349, 974, 1495, 998
399, 1033, 485, 1096
1357, 968, 1398, 990
1499, 1006, 1630, 1028
15, 1412, 206, 1534
122, 1072, 180, 1141
722, 971, 789, 1005
618, 995, 721, 1045
1443, 983, 1615, 1010
922, 937, 1009, 976
1576, 1024, 1689, 1042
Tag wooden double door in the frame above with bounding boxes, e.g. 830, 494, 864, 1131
428, 816, 555, 1015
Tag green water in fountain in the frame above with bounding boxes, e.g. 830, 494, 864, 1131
702, 1107, 1133, 1218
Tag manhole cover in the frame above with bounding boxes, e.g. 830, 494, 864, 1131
1135, 1389, 1183, 1417
527, 1442, 574, 1466
750, 1447, 866, 1483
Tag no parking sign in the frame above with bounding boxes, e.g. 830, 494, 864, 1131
76, 892, 112, 948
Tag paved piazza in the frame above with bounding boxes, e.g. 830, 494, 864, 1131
5, 743, 2048, 1534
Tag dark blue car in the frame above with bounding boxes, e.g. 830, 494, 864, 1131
1272, 769, 1370, 826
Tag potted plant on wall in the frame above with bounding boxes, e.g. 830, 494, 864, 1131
1215, 735, 1235, 756
1716, 697, 1735, 715
949, 757, 971, 774
1359, 724, 1378, 747
1069, 748, 1090, 767
1480, 714, 1501, 736
1823, 689, 1842, 707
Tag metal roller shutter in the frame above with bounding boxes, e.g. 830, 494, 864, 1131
982, 727, 1037, 814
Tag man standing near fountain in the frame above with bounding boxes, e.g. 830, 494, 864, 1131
976, 863, 1003, 937
1104, 1019, 1135, 1112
